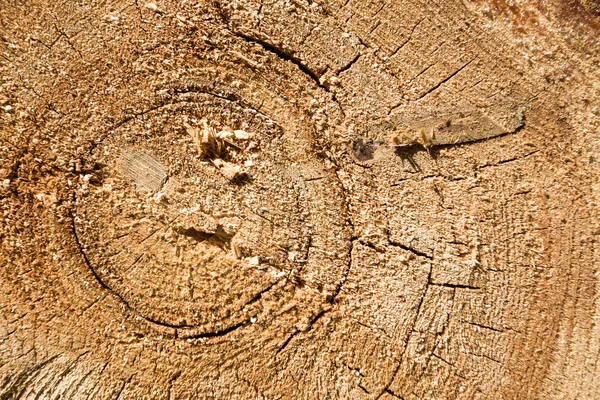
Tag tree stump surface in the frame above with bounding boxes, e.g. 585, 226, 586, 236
1, 0, 599, 398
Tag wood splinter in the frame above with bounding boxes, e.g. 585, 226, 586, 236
185, 120, 224, 160
185, 120, 253, 180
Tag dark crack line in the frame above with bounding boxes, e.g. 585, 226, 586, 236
335, 53, 361, 76
415, 57, 476, 101
463, 78, 484, 91
52, 24, 83, 58
275, 329, 300, 356
403, 62, 435, 89
69, 209, 252, 338
357, 240, 384, 254
376, 263, 432, 399
276, 243, 353, 356
478, 149, 539, 169
368, 20, 382, 34
428, 281, 480, 290
373, 2, 387, 17
88, 90, 261, 155
354, 319, 391, 338
242, 279, 281, 308
340, 0, 352, 12
70, 210, 116, 296
276, 303, 333, 357
358, 383, 371, 394
431, 352, 456, 368
390, 18, 427, 58
255, 2, 263, 28
229, 31, 327, 92
436, 119, 527, 150
388, 239, 432, 260
225, 29, 347, 118
361, 233, 434, 261
26, 84, 64, 116
380, 113, 527, 155
463, 320, 505, 333
244, 205, 279, 226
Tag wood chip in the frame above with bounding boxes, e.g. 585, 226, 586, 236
211, 158, 241, 180
145, 2, 160, 12
231, 242, 242, 259
234, 130, 249, 140
221, 163, 241, 179
216, 130, 233, 139
185, 120, 223, 159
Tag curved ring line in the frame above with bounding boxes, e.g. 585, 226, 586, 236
73, 94, 289, 337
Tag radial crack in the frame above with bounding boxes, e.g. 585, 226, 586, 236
229, 31, 328, 92
415, 57, 476, 101
388, 239, 432, 259
69, 209, 253, 337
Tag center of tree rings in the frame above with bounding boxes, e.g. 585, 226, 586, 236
73, 87, 351, 338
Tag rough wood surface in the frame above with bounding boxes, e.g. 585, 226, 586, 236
1, 0, 599, 398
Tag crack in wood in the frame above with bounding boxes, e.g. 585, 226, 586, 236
375, 263, 433, 399
229, 31, 327, 92
388, 239, 433, 259
414, 57, 477, 101
224, 28, 347, 117
276, 329, 300, 356
69, 209, 255, 337
463, 320, 505, 333
390, 18, 427, 58
177, 318, 252, 339
428, 281, 481, 290
358, 383, 371, 394
335, 53, 361, 76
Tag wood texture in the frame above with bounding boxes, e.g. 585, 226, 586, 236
0, 0, 599, 398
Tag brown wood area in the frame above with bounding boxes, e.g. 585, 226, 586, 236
1, 0, 599, 398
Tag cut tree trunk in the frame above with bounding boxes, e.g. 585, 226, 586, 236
1, 0, 599, 398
